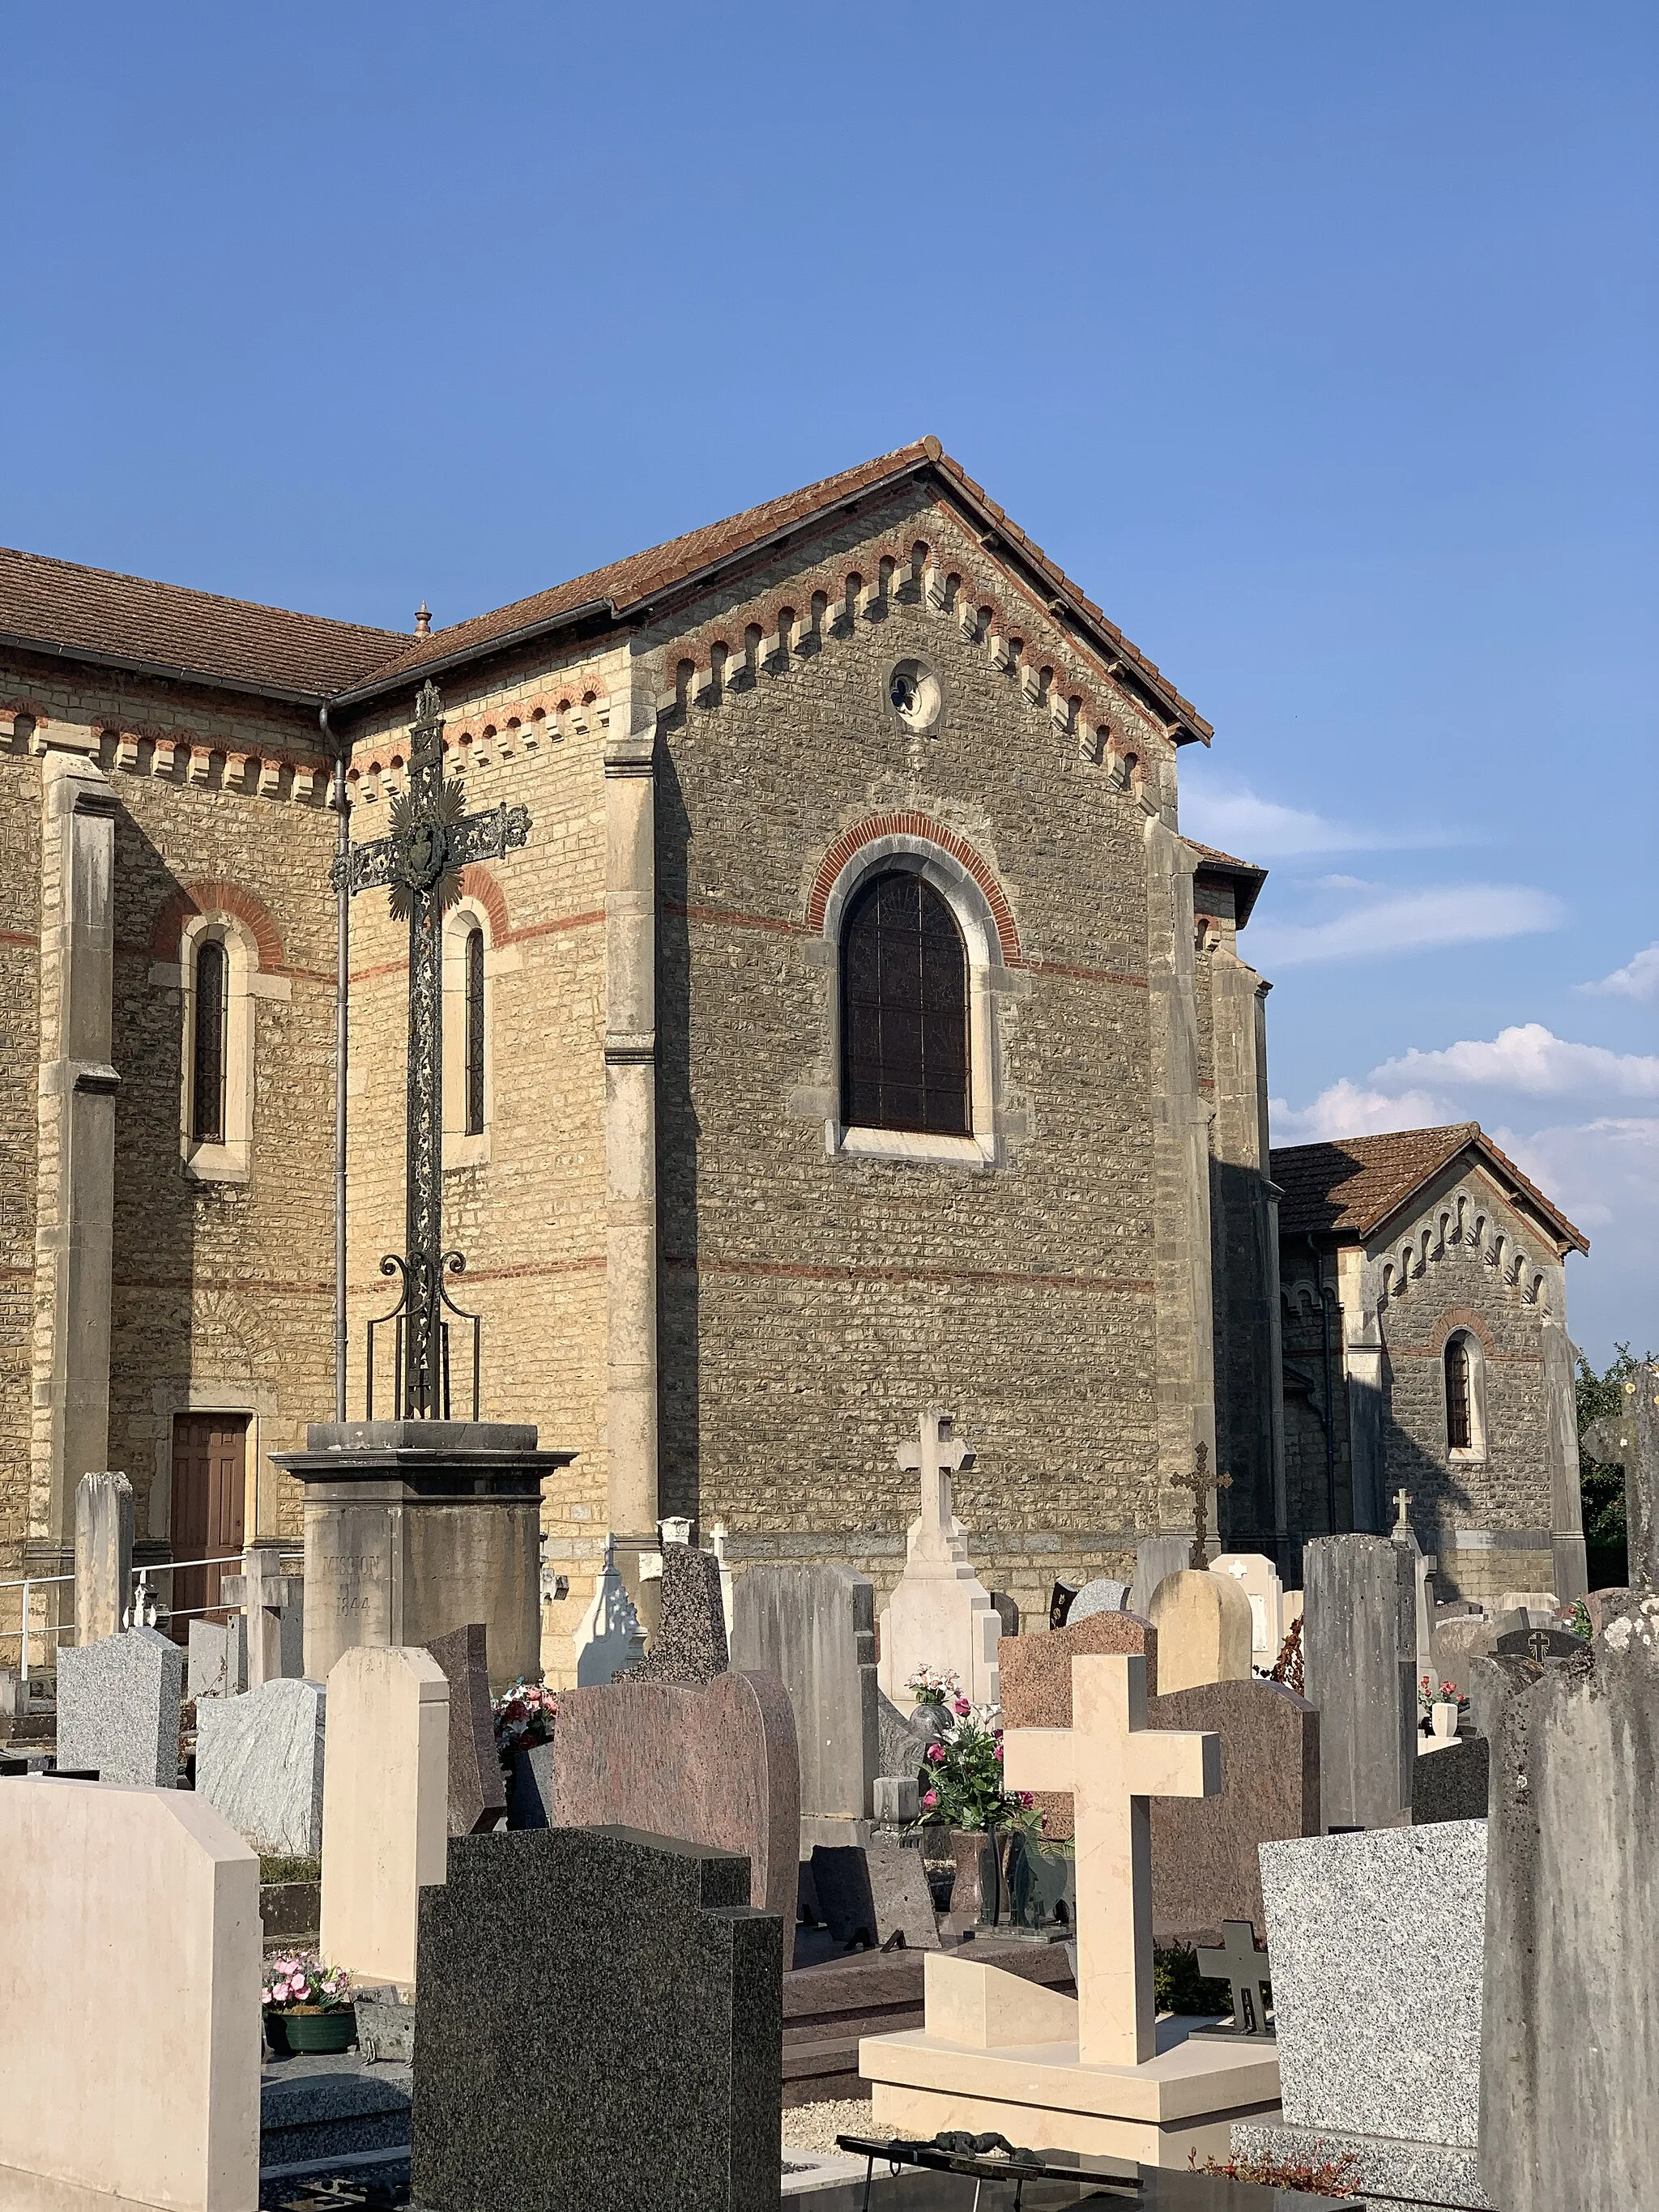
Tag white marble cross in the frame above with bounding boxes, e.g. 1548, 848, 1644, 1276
1392, 1486, 1412, 1533
899, 1408, 974, 1563
1002, 1652, 1220, 2068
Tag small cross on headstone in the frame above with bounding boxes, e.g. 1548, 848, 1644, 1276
1170, 1443, 1232, 1570
220, 1544, 301, 1689
1196, 1919, 1274, 2039
1001, 1652, 1220, 2066
898, 1409, 975, 1563
1392, 1486, 1411, 1532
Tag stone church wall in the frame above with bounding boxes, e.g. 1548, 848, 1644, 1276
0, 725, 42, 1638
642, 488, 1191, 1629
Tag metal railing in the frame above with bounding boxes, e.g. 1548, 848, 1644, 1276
0, 1548, 304, 1682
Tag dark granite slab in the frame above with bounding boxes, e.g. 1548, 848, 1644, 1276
1412, 1734, 1490, 1823
412, 1824, 782, 2212
626, 1541, 729, 1685
422, 1623, 506, 1836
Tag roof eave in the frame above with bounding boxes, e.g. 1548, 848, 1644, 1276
0, 628, 332, 711
1361, 1138, 1589, 1259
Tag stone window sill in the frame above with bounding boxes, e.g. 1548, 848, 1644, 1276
830, 1123, 996, 1169
182, 1141, 250, 1186
1448, 1447, 1487, 1469
444, 1130, 491, 1169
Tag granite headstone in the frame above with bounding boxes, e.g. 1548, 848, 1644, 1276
1128, 1535, 1191, 1619
423, 1622, 507, 1836
187, 1615, 248, 1701
728, 1564, 878, 1842
56, 1626, 183, 1787
1234, 1822, 1489, 2209
552, 1667, 800, 1924
1302, 1534, 1415, 1830
1066, 1578, 1129, 1624
627, 1541, 728, 1686
1412, 1735, 1489, 1825
195, 1676, 326, 1857
808, 1839, 939, 1951
412, 1824, 781, 2212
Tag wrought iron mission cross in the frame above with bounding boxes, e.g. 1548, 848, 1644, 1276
333, 680, 531, 1417
1171, 1441, 1232, 1570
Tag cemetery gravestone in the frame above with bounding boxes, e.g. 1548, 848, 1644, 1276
1128, 1534, 1190, 1618
196, 1676, 326, 1858
552, 1666, 800, 1924
1494, 1624, 1583, 1662
57, 1625, 183, 1787
1147, 1569, 1252, 1693
1195, 1920, 1274, 2038
628, 1540, 728, 1686
876, 1409, 1000, 1709
319, 1644, 450, 1987
728, 1562, 879, 1843
1146, 1675, 1320, 1946
423, 1622, 506, 1836
1066, 1577, 1129, 1623
1412, 1735, 1489, 1825
1235, 1822, 1489, 2208
187, 1614, 248, 1701
809, 1839, 939, 1952
1209, 1553, 1284, 1670
997, 1609, 1156, 1840
74, 1469, 133, 1646
220, 1544, 303, 1689
1303, 1534, 1415, 1830
0, 1777, 260, 2212
1431, 1610, 1496, 1700
413, 1824, 782, 2212
1481, 1592, 1659, 2211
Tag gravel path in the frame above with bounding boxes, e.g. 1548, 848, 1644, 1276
782, 2098, 873, 2153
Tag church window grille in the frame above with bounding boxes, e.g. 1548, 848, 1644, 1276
840, 872, 970, 1136
1445, 1335, 1473, 1453
463, 923, 486, 1137
191, 938, 228, 1145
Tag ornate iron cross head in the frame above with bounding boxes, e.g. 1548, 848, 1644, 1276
1170, 1442, 1232, 1570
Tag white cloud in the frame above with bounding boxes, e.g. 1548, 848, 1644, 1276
1577, 943, 1659, 1004
1313, 872, 1377, 892
1248, 884, 1563, 968
1371, 1024, 1659, 1102
1490, 1117, 1659, 1234
1270, 1078, 1448, 1143
1181, 783, 1380, 859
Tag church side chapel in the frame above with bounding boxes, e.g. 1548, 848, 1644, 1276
0, 437, 1589, 1682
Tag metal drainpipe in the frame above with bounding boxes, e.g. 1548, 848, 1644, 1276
1309, 1233, 1338, 1533
321, 703, 349, 1424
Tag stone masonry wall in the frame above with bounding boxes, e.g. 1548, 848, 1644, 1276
0, 714, 41, 1639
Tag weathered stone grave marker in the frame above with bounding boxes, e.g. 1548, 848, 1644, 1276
876, 1409, 1000, 1709
196, 1675, 326, 1857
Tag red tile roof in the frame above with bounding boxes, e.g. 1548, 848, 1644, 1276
0, 545, 404, 701
1272, 1123, 1588, 1255
1, 443, 1213, 741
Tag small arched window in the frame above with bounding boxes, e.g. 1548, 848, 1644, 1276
1444, 1335, 1473, 1453
463, 922, 486, 1137
190, 937, 228, 1144
841, 872, 969, 1135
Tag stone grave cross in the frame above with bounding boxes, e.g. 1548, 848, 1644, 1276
1002, 1651, 1220, 2067
899, 1409, 974, 1568
1171, 1442, 1231, 1570
332, 680, 531, 1418
220, 1544, 301, 1689
1392, 1486, 1411, 1532
1196, 1919, 1274, 2039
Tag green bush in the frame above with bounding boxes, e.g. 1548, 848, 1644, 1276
258, 1855, 321, 1886
1153, 1944, 1235, 2014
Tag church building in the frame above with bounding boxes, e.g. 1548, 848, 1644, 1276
0, 439, 1586, 1680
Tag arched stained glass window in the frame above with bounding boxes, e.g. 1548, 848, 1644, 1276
1444, 1335, 1473, 1453
191, 937, 228, 1144
463, 922, 486, 1136
840, 872, 969, 1135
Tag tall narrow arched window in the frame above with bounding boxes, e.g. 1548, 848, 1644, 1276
191, 937, 228, 1144
841, 872, 969, 1135
1444, 1335, 1473, 1453
463, 922, 486, 1137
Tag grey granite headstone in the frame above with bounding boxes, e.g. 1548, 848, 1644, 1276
989, 1591, 1020, 1639
413, 1824, 781, 2211
1494, 1625, 1583, 1662
1067, 1578, 1130, 1624
1130, 1536, 1191, 1618
424, 1622, 506, 1836
1430, 1610, 1495, 1700
195, 1676, 325, 1857
55, 1626, 182, 1787
628, 1542, 729, 1686
1482, 1592, 1659, 2210
1622, 1357, 1658, 1588
1412, 1736, 1490, 1825
728, 1564, 878, 1836
1303, 1535, 1415, 1830
187, 1616, 248, 1701
1234, 1821, 1490, 2208
808, 1840, 938, 1951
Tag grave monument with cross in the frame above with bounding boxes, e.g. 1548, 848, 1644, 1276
1171, 1442, 1231, 1571
1389, 1485, 1439, 1701
859, 1649, 1284, 2163
273, 682, 575, 1693
875, 1409, 1002, 1708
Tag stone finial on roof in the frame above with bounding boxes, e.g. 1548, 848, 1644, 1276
415, 602, 432, 637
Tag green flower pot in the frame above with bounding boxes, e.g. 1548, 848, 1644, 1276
266, 2004, 356, 2057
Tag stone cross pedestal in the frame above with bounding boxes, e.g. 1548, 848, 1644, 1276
1002, 1653, 1220, 2066
876, 1411, 1001, 1708
220, 1544, 301, 1689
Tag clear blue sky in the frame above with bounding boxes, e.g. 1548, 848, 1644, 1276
6, 3, 1653, 1359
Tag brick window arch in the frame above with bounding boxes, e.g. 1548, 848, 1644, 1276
841, 872, 970, 1136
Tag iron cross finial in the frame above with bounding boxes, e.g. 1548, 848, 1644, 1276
1170, 1442, 1232, 1569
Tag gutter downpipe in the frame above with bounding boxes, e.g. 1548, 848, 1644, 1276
321, 701, 349, 1423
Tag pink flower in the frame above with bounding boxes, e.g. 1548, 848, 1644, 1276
993, 1745, 1004, 1762
1018, 1792, 1034, 1809
953, 1698, 971, 1717
288, 1973, 307, 1997
926, 1742, 946, 1764
923, 1788, 940, 1808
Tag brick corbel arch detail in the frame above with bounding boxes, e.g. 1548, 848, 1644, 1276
1436, 1305, 1498, 1357
807, 812, 1021, 964
149, 880, 286, 971
457, 864, 510, 944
